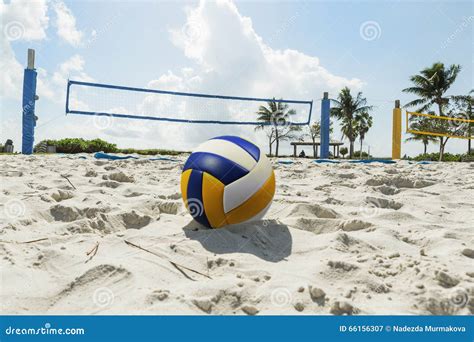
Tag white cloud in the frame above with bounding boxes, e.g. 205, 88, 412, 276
53, 1, 83, 47
0, 0, 49, 41
126, 0, 365, 151
0, 0, 49, 99
36, 68, 55, 100
76, 0, 365, 151
38, 54, 94, 103
0, 1, 92, 150
169, 0, 363, 97
52, 54, 93, 85
0, 38, 23, 99
2, 51, 94, 104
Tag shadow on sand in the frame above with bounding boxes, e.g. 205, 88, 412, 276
183, 219, 292, 263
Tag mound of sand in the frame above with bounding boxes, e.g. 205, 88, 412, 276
0, 155, 473, 315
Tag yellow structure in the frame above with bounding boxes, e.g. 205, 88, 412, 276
391, 101, 473, 160
406, 111, 474, 139
392, 100, 402, 159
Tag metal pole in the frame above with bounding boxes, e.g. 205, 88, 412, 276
392, 100, 401, 159
320, 92, 330, 159
22, 49, 38, 154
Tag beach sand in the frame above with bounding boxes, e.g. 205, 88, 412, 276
1, 154, 473, 315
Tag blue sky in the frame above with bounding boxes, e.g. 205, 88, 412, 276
1, 0, 472, 156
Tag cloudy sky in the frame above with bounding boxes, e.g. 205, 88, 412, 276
1, 0, 472, 156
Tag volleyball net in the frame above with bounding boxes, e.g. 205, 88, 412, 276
406, 111, 473, 139
66, 80, 313, 126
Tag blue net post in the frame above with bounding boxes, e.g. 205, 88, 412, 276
22, 49, 38, 155
320, 92, 330, 159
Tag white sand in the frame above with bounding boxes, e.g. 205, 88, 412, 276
1, 154, 473, 315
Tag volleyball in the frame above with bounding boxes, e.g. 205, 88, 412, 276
181, 136, 275, 228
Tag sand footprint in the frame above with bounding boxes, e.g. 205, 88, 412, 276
51, 190, 74, 202
287, 203, 339, 219
121, 210, 152, 229
366, 196, 403, 210
49, 264, 133, 313
366, 176, 434, 189
374, 185, 400, 196
106, 172, 134, 183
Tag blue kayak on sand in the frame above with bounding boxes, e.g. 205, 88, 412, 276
94, 152, 179, 162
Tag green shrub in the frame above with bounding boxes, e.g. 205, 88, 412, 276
352, 151, 371, 158
86, 138, 118, 153
413, 152, 466, 162
35, 138, 117, 154
339, 147, 348, 158
461, 153, 474, 162
34, 138, 185, 155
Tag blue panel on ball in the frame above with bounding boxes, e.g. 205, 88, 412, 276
186, 169, 211, 228
183, 152, 249, 185
212, 136, 260, 161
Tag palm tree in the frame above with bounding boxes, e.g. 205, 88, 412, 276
255, 99, 301, 157
403, 62, 461, 161
405, 118, 438, 155
306, 120, 333, 158
330, 87, 373, 158
308, 121, 320, 158
356, 112, 373, 159
451, 89, 473, 154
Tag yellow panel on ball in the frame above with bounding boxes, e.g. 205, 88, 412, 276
180, 169, 192, 208
225, 171, 275, 225
202, 172, 227, 228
